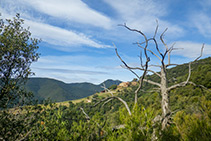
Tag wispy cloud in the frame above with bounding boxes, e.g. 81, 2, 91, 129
33, 67, 109, 75
104, 0, 184, 37
1, 0, 112, 29
0, 1, 112, 49
104, 0, 166, 19
187, 0, 211, 38
22, 0, 112, 29
1, 0, 114, 50
25, 20, 112, 49
171, 41, 211, 58
190, 13, 211, 38
31, 55, 134, 84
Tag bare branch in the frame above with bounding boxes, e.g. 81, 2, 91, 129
185, 63, 192, 85
18, 129, 32, 141
183, 44, 204, 84
149, 64, 161, 68
147, 69, 161, 77
160, 28, 168, 51
135, 39, 162, 59
168, 45, 205, 91
167, 81, 186, 91
119, 23, 149, 63
92, 96, 131, 115
102, 98, 113, 107
166, 64, 178, 67
101, 83, 114, 96
167, 81, 211, 92
135, 41, 150, 105
135, 76, 145, 104
135, 63, 158, 104
115, 46, 140, 78
113, 96, 131, 115
92, 97, 112, 108
194, 44, 204, 62
120, 65, 145, 71
118, 23, 148, 48
143, 79, 161, 87
118, 23, 154, 105
80, 107, 107, 130
121, 64, 161, 77
160, 28, 169, 64
136, 42, 162, 61
153, 21, 163, 58
154, 20, 159, 38
100, 84, 115, 107
168, 43, 176, 54
80, 107, 90, 120
139, 51, 144, 68
188, 82, 211, 92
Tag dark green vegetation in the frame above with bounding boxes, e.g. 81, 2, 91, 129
0, 13, 39, 108
30, 57, 210, 140
2, 57, 210, 140
0, 14, 40, 140
1, 14, 211, 140
25, 78, 121, 102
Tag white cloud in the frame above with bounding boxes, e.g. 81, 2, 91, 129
104, 0, 166, 19
0, 1, 112, 49
23, 0, 112, 29
31, 56, 110, 84
24, 20, 112, 49
104, 0, 184, 37
171, 41, 211, 58
31, 55, 134, 84
186, 0, 211, 38
190, 12, 211, 38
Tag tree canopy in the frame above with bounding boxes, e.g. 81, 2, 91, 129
0, 13, 40, 108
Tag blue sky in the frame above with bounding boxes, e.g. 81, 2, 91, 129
1, 0, 211, 84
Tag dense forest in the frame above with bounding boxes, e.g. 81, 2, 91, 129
24, 78, 121, 102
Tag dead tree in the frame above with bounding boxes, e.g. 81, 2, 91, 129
78, 27, 152, 136
115, 22, 205, 130
82, 21, 206, 133
89, 30, 151, 117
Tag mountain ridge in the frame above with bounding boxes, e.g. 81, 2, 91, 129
25, 78, 122, 102
25, 57, 211, 103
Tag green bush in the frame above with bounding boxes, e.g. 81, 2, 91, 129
109, 84, 118, 90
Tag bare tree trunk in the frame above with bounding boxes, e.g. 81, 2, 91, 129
112, 22, 206, 133
160, 67, 170, 130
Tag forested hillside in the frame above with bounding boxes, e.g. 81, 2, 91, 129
43, 57, 211, 140
3, 57, 210, 140
24, 78, 121, 102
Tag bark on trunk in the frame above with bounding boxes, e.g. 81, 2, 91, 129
160, 67, 170, 130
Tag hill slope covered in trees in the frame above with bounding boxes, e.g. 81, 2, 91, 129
26, 57, 210, 140
24, 78, 121, 102
2, 57, 211, 141
1, 56, 211, 140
